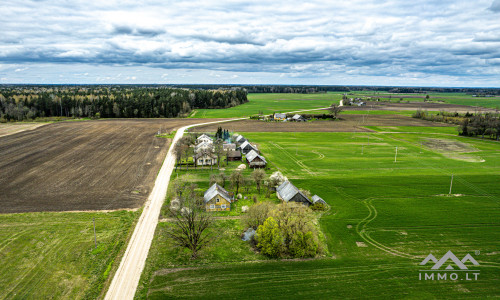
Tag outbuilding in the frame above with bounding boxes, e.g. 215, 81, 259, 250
276, 180, 312, 205
245, 150, 267, 168
227, 150, 242, 161
239, 141, 258, 155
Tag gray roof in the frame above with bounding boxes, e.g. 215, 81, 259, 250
223, 143, 236, 150
227, 150, 242, 158
194, 152, 216, 159
204, 183, 232, 203
240, 141, 257, 150
276, 181, 311, 203
246, 150, 266, 163
292, 114, 302, 119
312, 195, 327, 205
197, 134, 212, 141
236, 135, 246, 142
275, 113, 287, 118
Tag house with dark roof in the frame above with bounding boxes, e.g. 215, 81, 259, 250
239, 141, 258, 154
311, 195, 327, 206
204, 183, 232, 211
276, 181, 312, 205
227, 150, 242, 161
245, 150, 266, 168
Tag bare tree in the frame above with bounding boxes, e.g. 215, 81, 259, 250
251, 169, 266, 193
328, 104, 343, 118
230, 170, 244, 195
166, 198, 214, 259
213, 139, 224, 168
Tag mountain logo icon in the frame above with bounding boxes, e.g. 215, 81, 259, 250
420, 251, 479, 270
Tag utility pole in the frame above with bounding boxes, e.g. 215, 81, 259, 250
93, 218, 97, 249
449, 174, 454, 195
394, 146, 398, 163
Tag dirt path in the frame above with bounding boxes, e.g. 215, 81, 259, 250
104, 118, 246, 300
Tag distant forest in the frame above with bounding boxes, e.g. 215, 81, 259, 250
0, 86, 247, 121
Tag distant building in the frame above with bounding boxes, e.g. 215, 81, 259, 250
276, 181, 312, 205
274, 113, 287, 121
194, 152, 217, 166
194, 141, 213, 154
245, 150, 267, 168
227, 150, 242, 161
239, 141, 258, 155
223, 143, 236, 152
204, 183, 232, 211
291, 114, 306, 122
235, 135, 246, 144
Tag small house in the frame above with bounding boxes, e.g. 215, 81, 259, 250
274, 113, 287, 121
227, 150, 242, 161
239, 141, 258, 155
276, 181, 312, 205
196, 134, 213, 145
311, 195, 327, 206
291, 114, 306, 122
223, 143, 236, 152
245, 150, 266, 168
194, 141, 213, 154
194, 152, 217, 166
204, 183, 232, 211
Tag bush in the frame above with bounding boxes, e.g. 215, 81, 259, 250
255, 217, 284, 258
310, 202, 328, 211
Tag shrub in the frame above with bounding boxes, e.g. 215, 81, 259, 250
255, 217, 284, 258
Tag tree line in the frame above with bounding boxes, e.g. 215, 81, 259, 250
0, 85, 247, 121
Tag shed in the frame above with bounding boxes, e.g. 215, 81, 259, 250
276, 181, 312, 205
239, 141, 258, 155
227, 150, 242, 161
311, 195, 327, 205
245, 150, 267, 168
204, 183, 232, 211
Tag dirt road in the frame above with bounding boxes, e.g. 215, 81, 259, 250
104, 118, 244, 300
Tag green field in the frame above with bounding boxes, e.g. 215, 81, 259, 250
190, 93, 341, 118
139, 127, 500, 299
0, 210, 138, 299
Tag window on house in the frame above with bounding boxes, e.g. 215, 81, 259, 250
216, 198, 220, 203
210, 204, 215, 209
221, 204, 226, 209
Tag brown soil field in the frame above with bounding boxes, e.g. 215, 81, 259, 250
190, 114, 452, 133
0, 118, 219, 213
341, 101, 497, 113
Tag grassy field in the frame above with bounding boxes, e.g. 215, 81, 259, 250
190, 93, 340, 118
138, 127, 500, 299
0, 210, 138, 299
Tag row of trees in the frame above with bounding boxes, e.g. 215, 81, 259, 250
0, 86, 247, 121
413, 109, 500, 140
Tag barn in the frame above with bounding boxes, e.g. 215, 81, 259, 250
245, 150, 266, 168
239, 141, 258, 154
276, 180, 312, 205
227, 150, 242, 161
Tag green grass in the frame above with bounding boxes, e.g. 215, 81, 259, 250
0, 210, 138, 299
138, 127, 500, 299
364, 125, 460, 134
190, 93, 341, 118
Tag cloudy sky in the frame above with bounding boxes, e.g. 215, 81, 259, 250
1, 0, 499, 86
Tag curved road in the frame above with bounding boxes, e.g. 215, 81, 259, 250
104, 118, 245, 300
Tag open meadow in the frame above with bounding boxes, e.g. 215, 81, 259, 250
138, 125, 500, 299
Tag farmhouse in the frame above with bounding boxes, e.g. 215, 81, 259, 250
196, 134, 213, 145
239, 141, 258, 155
276, 181, 312, 205
311, 195, 327, 206
194, 152, 217, 166
194, 141, 213, 153
227, 150, 242, 161
223, 143, 236, 152
274, 113, 287, 121
245, 150, 267, 168
204, 183, 232, 211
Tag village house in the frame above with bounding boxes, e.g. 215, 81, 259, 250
291, 114, 306, 122
194, 141, 213, 154
276, 180, 312, 206
227, 150, 242, 161
235, 134, 246, 144
194, 152, 217, 166
239, 141, 258, 155
196, 133, 213, 145
204, 183, 232, 211
274, 113, 287, 121
245, 150, 266, 168
311, 195, 327, 206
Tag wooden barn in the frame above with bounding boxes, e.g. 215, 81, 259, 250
245, 150, 266, 168
227, 150, 242, 161
276, 180, 312, 205
204, 183, 232, 211
239, 141, 258, 155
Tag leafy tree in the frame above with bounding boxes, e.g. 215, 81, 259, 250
230, 170, 244, 194
251, 169, 266, 193
255, 217, 284, 258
